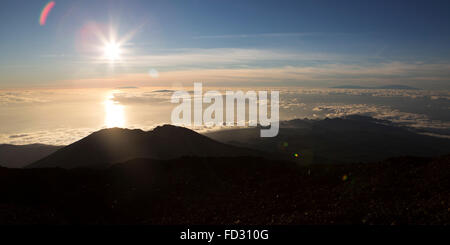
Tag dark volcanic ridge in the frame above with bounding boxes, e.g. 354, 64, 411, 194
205, 115, 450, 163
27, 125, 259, 169
1, 116, 447, 168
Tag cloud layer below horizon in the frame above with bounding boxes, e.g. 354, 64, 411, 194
0, 87, 449, 145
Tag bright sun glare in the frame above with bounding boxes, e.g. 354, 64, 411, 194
103, 41, 122, 61
105, 94, 125, 128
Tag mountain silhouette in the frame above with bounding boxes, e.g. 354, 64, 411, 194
27, 125, 259, 169
205, 116, 450, 163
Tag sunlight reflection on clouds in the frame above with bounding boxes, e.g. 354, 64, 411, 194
0, 87, 449, 145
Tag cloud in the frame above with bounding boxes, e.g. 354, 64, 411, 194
0, 128, 96, 145
0, 91, 49, 105
0, 86, 448, 145
9, 134, 28, 138
111, 89, 173, 104
276, 88, 450, 136
193, 32, 352, 39
311, 104, 450, 132
115, 86, 139, 89
66, 54, 450, 89
106, 48, 343, 68
282, 87, 450, 100
109, 87, 449, 133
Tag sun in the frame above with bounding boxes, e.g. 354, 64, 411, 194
90, 24, 138, 64
103, 41, 122, 61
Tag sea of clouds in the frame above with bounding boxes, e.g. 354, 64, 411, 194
0, 87, 449, 145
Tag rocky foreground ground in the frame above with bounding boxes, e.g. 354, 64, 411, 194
0, 155, 449, 224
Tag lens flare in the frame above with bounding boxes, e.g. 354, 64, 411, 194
40, 1, 55, 26
149, 69, 159, 78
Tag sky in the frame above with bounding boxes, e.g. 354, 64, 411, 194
1, 0, 450, 89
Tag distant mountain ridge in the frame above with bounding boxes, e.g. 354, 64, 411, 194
331, 84, 420, 90
27, 125, 259, 169
205, 115, 450, 163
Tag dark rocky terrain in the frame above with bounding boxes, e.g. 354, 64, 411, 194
1, 120, 448, 224
0, 155, 448, 224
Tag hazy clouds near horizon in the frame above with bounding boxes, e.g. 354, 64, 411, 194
0, 87, 449, 145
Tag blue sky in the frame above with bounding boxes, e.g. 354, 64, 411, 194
1, 0, 450, 88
